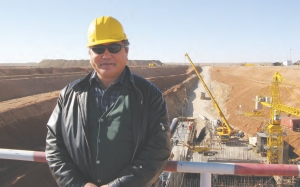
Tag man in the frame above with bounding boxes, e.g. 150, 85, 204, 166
45, 16, 171, 187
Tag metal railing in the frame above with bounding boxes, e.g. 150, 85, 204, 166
1, 148, 300, 187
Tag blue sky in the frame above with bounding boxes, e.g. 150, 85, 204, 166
0, 0, 299, 63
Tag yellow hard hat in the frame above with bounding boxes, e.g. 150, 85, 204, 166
87, 16, 128, 47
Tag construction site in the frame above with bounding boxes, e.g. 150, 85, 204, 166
0, 57, 300, 187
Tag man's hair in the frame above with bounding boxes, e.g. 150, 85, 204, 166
122, 40, 130, 47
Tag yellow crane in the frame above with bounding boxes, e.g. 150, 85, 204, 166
255, 72, 300, 164
185, 53, 238, 142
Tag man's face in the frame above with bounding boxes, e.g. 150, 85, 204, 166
89, 42, 128, 80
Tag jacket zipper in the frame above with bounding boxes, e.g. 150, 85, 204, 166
98, 97, 121, 181
131, 84, 143, 163
77, 93, 96, 182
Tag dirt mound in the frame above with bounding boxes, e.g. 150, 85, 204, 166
0, 63, 38, 67
0, 66, 190, 102
0, 67, 90, 103
0, 92, 59, 186
0, 67, 92, 76
38, 59, 163, 67
164, 75, 199, 120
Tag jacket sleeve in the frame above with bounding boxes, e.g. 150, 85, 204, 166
108, 84, 171, 187
45, 89, 87, 187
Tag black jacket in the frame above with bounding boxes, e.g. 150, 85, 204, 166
46, 66, 171, 187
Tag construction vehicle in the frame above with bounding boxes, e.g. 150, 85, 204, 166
148, 62, 156, 67
189, 145, 212, 153
242, 63, 255, 66
189, 145, 219, 156
185, 53, 239, 142
253, 72, 300, 164
200, 92, 205, 99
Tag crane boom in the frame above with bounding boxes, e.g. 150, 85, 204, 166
261, 103, 300, 117
185, 53, 236, 142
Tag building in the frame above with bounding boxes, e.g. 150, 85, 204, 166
282, 60, 292, 66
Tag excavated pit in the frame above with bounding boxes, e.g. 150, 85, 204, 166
1, 63, 300, 186
0, 64, 198, 186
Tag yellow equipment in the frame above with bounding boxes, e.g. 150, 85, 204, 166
242, 63, 255, 66
185, 53, 238, 142
189, 145, 213, 154
148, 63, 156, 67
255, 72, 300, 164
87, 16, 128, 47
188, 144, 221, 155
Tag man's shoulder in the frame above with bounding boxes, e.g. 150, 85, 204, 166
131, 74, 162, 94
67, 78, 83, 90
60, 78, 84, 96
132, 74, 151, 87
61, 72, 92, 95
132, 74, 147, 83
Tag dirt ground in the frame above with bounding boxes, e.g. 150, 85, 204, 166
0, 63, 299, 186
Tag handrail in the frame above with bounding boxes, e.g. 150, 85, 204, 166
1, 148, 299, 187
0, 148, 299, 177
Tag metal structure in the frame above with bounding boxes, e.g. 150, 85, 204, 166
255, 72, 300, 164
185, 53, 237, 142
1, 148, 300, 187
289, 157, 300, 165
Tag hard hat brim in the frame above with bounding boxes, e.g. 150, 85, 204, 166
87, 38, 127, 47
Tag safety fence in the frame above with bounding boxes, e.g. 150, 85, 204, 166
1, 148, 300, 187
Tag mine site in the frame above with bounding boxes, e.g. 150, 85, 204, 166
0, 59, 300, 187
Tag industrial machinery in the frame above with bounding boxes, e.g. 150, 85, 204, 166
200, 92, 205, 100
148, 62, 156, 67
188, 145, 219, 156
254, 72, 300, 164
189, 145, 212, 153
185, 53, 238, 142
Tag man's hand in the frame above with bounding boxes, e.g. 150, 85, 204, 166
84, 183, 98, 187
101, 185, 109, 187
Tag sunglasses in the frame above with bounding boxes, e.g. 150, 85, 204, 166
91, 43, 126, 54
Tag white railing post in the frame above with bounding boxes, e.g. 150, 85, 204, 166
200, 172, 211, 187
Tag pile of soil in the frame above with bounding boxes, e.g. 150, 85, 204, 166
37, 59, 163, 67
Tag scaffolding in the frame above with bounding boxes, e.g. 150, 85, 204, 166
164, 174, 300, 187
